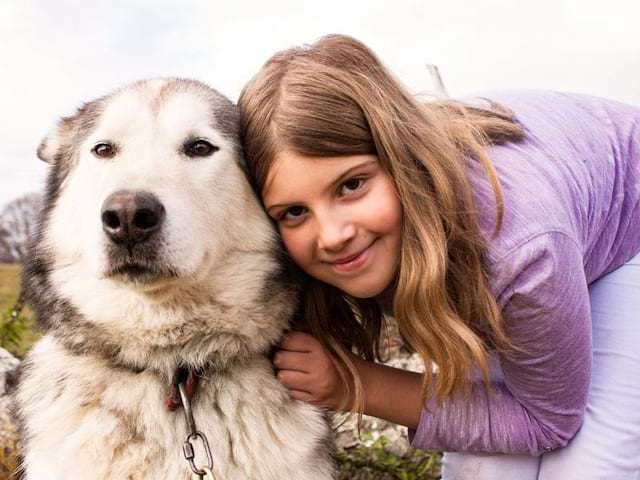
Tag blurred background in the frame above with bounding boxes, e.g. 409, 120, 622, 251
1, 0, 639, 219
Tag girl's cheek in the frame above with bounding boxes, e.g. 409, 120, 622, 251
280, 229, 311, 265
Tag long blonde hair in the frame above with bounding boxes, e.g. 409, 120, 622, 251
238, 34, 524, 411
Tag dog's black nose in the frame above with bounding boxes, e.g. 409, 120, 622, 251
101, 191, 165, 246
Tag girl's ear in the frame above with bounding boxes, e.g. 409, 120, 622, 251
37, 118, 73, 164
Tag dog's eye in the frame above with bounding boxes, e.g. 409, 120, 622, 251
92, 142, 116, 159
185, 140, 219, 158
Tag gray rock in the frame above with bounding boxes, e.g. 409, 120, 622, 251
0, 348, 19, 478
0, 348, 19, 396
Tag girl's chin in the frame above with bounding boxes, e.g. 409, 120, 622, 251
336, 278, 391, 299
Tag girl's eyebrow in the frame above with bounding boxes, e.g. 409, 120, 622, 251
325, 159, 377, 194
266, 159, 377, 214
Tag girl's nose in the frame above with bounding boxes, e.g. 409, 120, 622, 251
316, 213, 357, 252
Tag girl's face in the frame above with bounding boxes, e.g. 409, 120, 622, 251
262, 152, 402, 298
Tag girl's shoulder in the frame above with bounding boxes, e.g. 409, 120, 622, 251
467, 90, 640, 141
469, 91, 640, 285
467, 89, 638, 114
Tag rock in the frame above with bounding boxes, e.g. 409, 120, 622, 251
334, 317, 425, 455
0, 348, 19, 396
0, 348, 20, 479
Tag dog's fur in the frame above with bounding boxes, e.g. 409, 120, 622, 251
15, 79, 335, 479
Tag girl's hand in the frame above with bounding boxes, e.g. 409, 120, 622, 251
272, 330, 424, 428
272, 330, 349, 410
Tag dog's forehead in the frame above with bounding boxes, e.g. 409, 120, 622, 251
95, 90, 154, 134
95, 79, 238, 141
155, 91, 216, 135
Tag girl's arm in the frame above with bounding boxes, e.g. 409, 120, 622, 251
273, 331, 424, 428
350, 353, 423, 428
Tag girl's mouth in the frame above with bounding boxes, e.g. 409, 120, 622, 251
331, 240, 376, 273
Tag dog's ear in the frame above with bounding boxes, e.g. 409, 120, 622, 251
37, 118, 74, 164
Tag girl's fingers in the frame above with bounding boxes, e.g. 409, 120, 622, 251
276, 369, 312, 392
272, 350, 313, 373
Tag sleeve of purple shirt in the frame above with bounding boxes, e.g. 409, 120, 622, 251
408, 231, 591, 456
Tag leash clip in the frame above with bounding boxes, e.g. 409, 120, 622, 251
178, 381, 216, 479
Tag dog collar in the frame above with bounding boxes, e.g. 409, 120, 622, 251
168, 367, 216, 477
165, 367, 202, 411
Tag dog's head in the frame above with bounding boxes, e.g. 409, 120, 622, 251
26, 79, 297, 371
38, 78, 261, 285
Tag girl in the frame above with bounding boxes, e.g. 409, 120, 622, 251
238, 35, 640, 479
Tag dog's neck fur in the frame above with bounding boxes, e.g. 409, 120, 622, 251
24, 248, 298, 379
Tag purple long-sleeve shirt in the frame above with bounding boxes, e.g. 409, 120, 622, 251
408, 91, 640, 455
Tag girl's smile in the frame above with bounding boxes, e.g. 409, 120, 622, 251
262, 152, 403, 298
328, 238, 376, 273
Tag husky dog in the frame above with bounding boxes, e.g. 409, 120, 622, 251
15, 79, 335, 479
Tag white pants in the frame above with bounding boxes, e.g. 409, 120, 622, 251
443, 251, 640, 480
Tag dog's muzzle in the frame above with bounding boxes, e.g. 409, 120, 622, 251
101, 190, 165, 247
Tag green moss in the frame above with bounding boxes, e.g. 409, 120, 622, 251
337, 433, 441, 479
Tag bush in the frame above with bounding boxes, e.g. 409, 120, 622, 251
0, 304, 38, 359
0, 264, 38, 358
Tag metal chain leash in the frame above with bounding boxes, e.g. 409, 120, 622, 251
178, 381, 217, 480
9, 285, 217, 478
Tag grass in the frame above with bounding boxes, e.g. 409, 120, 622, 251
0, 262, 442, 478
0, 263, 39, 358
0, 264, 22, 312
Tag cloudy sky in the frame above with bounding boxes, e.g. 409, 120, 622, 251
1, 0, 638, 208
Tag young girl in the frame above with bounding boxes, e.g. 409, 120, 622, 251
238, 35, 640, 479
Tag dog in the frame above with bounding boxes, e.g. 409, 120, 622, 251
15, 78, 336, 479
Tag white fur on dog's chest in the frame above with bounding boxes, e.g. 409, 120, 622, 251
18, 338, 334, 480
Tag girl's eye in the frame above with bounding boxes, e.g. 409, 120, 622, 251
281, 206, 306, 221
339, 178, 366, 196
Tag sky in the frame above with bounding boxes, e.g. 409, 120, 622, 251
1, 0, 639, 209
